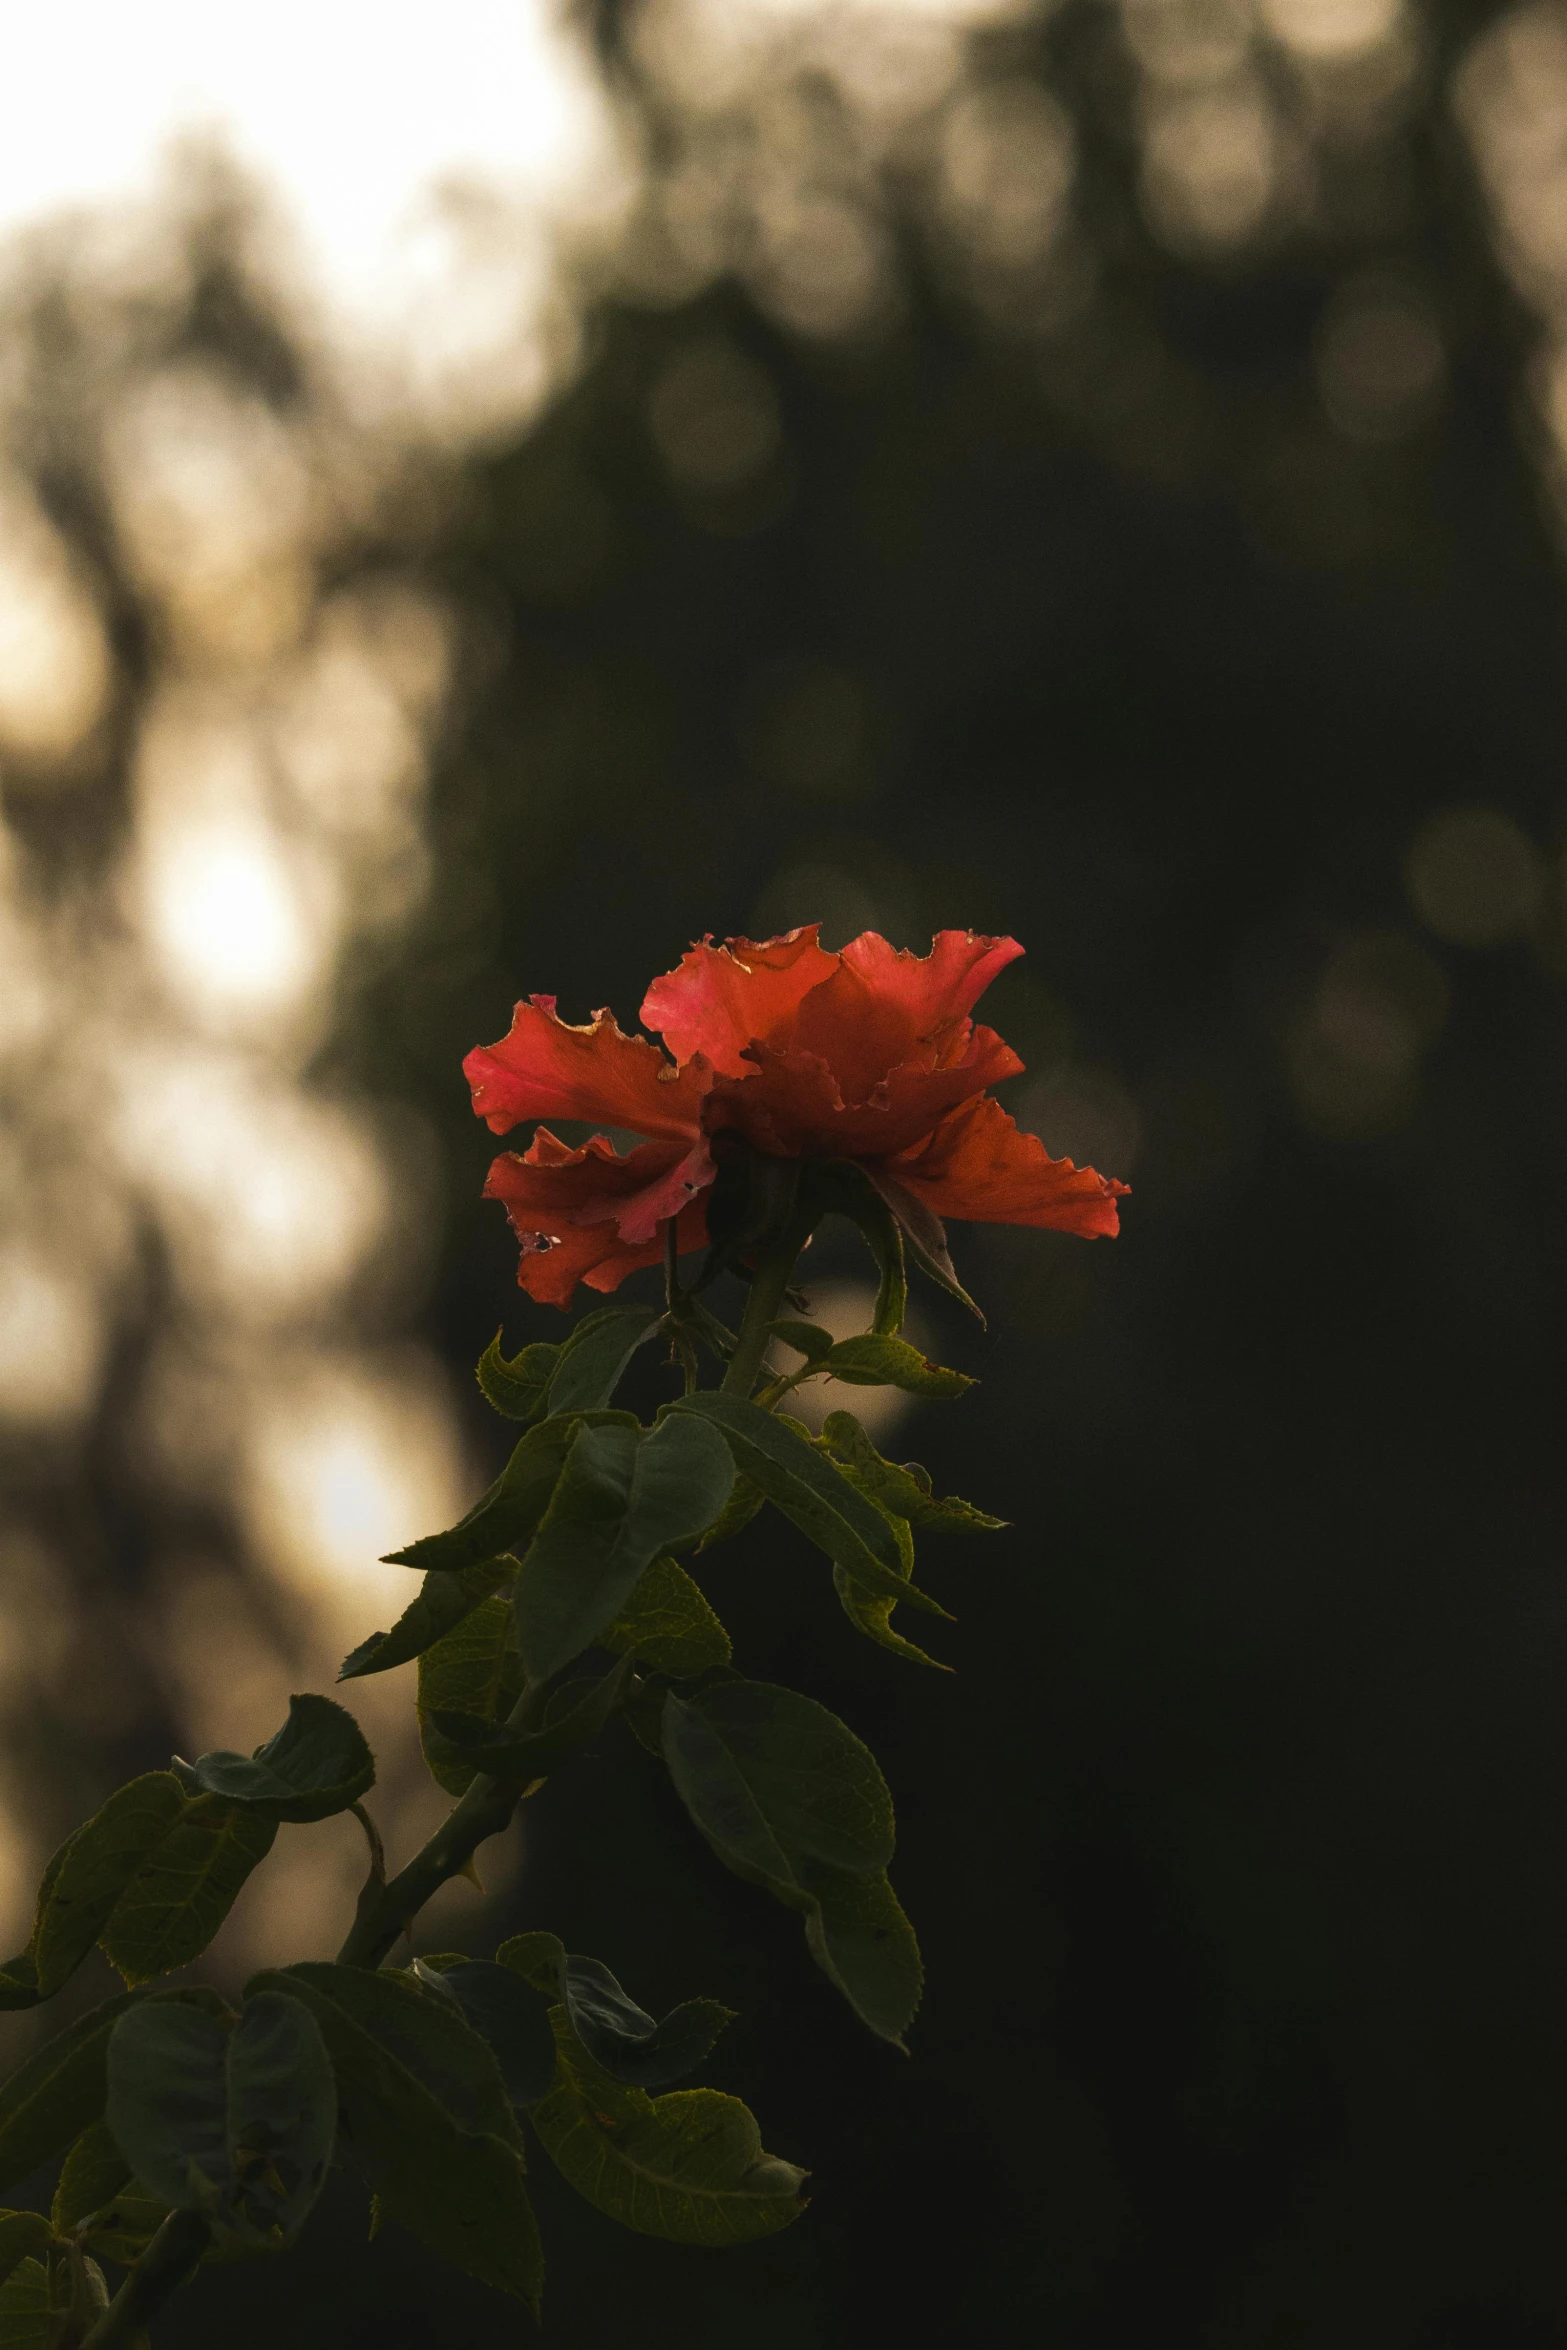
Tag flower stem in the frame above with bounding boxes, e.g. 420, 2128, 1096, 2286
720, 1244, 801, 1399
79, 2210, 211, 2349
336, 1760, 526, 1970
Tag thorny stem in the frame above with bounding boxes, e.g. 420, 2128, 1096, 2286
79, 2211, 212, 2349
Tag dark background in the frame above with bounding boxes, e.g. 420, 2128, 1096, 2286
9, 1, 1567, 2342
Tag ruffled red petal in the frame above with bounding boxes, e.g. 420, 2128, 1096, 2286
483, 1130, 710, 1310
882, 1093, 1129, 1238
704, 1024, 1023, 1159
464, 998, 708, 1142
788, 930, 1024, 1105
640, 927, 840, 1077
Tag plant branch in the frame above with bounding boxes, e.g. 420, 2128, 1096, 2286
79, 2210, 211, 2349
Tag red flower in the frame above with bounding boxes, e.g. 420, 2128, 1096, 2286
465, 928, 1129, 1308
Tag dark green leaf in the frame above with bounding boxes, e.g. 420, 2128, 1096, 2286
768, 1320, 835, 1364
819, 1412, 1005, 1533
383, 1414, 587, 1575
425, 1654, 632, 1782
512, 1416, 735, 1684
598, 1555, 731, 1676
0, 2219, 46, 2295
247, 1963, 541, 2310
413, 1960, 556, 2110
0, 2255, 47, 2348
831, 1503, 949, 1672
338, 1560, 514, 1682
0, 1965, 35, 2017
532, 2013, 805, 2245
857, 1164, 984, 1322
53, 2122, 169, 2265
661, 1680, 894, 1886
543, 1304, 663, 1415
107, 1991, 333, 2247
555, 1956, 731, 2091
665, 1395, 949, 1619
694, 1473, 765, 1554
494, 1931, 564, 1993
817, 1335, 974, 1398
476, 1332, 560, 1421
33, 1775, 188, 2000
182, 1696, 374, 1824
416, 1597, 521, 1798
660, 1680, 920, 2042
0, 1988, 227, 2189
100, 1801, 277, 1985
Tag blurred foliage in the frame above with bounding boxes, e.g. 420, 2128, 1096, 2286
4, 0, 1567, 2342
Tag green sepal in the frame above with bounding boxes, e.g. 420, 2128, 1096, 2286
53, 2122, 170, 2266
597, 1555, 731, 1676
99, 1802, 278, 1986
494, 1935, 731, 2091
543, 1303, 665, 1414
476, 1332, 561, 1421
511, 1415, 734, 1684
339, 1559, 514, 1681
660, 1678, 921, 2044
424, 1654, 633, 1782
768, 1320, 835, 1364
417, 1599, 522, 1798
181, 1695, 374, 1824
105, 1991, 335, 2247
0, 1986, 230, 2190
857, 1164, 984, 1322
798, 1162, 908, 1334
246, 1963, 542, 2312
813, 1335, 974, 1398
664, 1394, 950, 1619
0, 2218, 47, 2297
531, 2012, 805, 2245
820, 1412, 1005, 1533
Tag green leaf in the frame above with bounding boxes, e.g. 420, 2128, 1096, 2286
543, 1304, 663, 1415
248, 1963, 541, 2310
53, 2122, 169, 2265
817, 1335, 974, 1398
416, 1598, 521, 1798
413, 1960, 557, 2110
694, 1473, 765, 1554
493, 1931, 564, 1992
424, 1654, 633, 1782
768, 1320, 835, 1364
0, 2256, 48, 2348
30, 1775, 186, 2001
339, 1559, 514, 1682
831, 1502, 948, 1672
0, 1965, 36, 2018
476, 1332, 560, 1421
0, 2219, 46, 2295
105, 1992, 333, 2247
555, 1956, 731, 2092
819, 1412, 1005, 1533
598, 1556, 731, 1677
100, 1801, 277, 1986
512, 1416, 735, 1685
181, 1695, 374, 1825
531, 2013, 805, 2245
665, 1395, 949, 1620
383, 1414, 587, 1575
660, 1679, 920, 2043
0, 1987, 227, 2189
